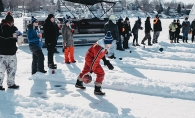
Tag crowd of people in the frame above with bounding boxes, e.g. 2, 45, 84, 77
0, 12, 195, 95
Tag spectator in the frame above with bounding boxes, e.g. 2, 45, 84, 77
27, 16, 47, 75
132, 17, 142, 46
43, 14, 57, 69
0, 12, 19, 90
152, 14, 162, 44
104, 15, 122, 59
116, 16, 125, 50
169, 19, 178, 43
123, 16, 132, 48
182, 17, 191, 43
191, 19, 195, 43
62, 18, 76, 64
141, 16, 153, 46
175, 19, 182, 43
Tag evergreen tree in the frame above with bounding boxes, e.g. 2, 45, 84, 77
0, 0, 4, 12
177, 4, 181, 14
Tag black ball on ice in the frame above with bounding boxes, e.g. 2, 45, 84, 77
159, 48, 163, 52
130, 51, 132, 53
119, 58, 122, 60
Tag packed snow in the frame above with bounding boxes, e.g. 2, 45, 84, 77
0, 18, 195, 118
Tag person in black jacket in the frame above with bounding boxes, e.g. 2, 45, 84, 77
152, 14, 162, 44
0, 12, 19, 90
191, 19, 195, 43
132, 17, 143, 46
141, 16, 153, 46
104, 15, 122, 59
175, 19, 182, 43
43, 14, 57, 69
123, 16, 132, 49
116, 17, 125, 51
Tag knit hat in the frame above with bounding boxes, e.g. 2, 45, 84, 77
109, 15, 116, 21
173, 19, 176, 22
31, 16, 37, 24
64, 19, 69, 24
48, 14, 55, 19
185, 16, 188, 20
5, 12, 14, 23
125, 16, 129, 21
66, 14, 71, 19
104, 31, 113, 44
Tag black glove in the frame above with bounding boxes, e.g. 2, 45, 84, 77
103, 60, 114, 70
102, 56, 106, 65
106, 60, 114, 70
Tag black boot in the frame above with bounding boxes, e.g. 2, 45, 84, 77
108, 54, 116, 59
75, 79, 86, 89
48, 64, 57, 69
94, 85, 105, 95
0, 86, 5, 91
183, 39, 185, 43
8, 84, 19, 89
186, 40, 188, 43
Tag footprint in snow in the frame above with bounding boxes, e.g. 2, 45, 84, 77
71, 94, 80, 97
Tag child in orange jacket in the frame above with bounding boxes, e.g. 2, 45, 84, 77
75, 31, 114, 95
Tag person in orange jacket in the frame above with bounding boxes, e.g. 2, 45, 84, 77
75, 31, 114, 95
62, 18, 76, 64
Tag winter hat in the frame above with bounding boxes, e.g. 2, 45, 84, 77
64, 19, 69, 24
185, 16, 188, 20
173, 19, 176, 22
5, 12, 14, 23
109, 15, 116, 21
177, 19, 180, 23
66, 14, 71, 19
104, 31, 113, 44
48, 14, 55, 19
125, 16, 129, 21
31, 16, 37, 24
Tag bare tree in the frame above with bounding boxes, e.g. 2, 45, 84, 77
140, 0, 150, 12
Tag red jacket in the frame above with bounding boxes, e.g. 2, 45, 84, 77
85, 43, 107, 72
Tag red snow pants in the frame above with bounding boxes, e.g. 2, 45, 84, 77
79, 61, 105, 84
64, 46, 75, 63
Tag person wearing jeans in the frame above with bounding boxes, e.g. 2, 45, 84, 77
182, 17, 191, 43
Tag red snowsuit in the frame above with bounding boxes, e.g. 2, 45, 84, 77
79, 43, 107, 84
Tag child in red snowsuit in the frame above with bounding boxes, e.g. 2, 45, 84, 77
75, 31, 114, 95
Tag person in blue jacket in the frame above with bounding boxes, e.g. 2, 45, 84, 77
27, 16, 47, 75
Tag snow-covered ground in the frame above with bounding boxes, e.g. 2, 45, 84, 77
0, 18, 195, 118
